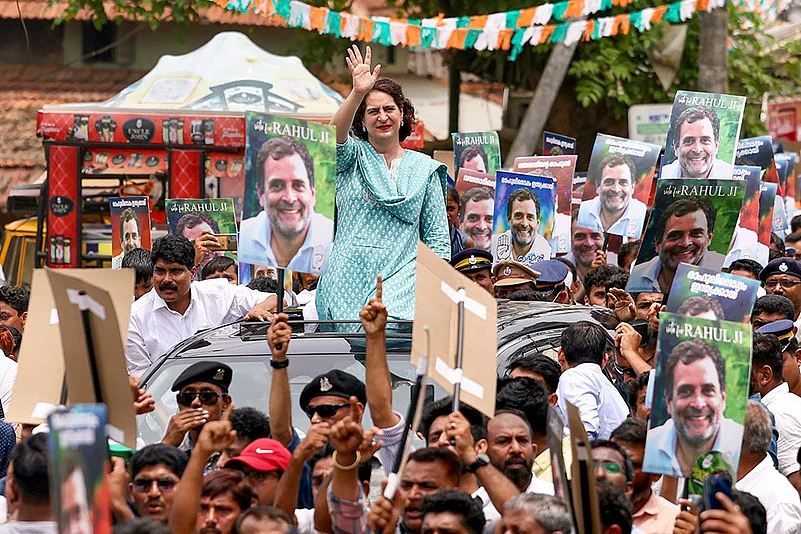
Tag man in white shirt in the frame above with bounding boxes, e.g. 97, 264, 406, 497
0, 434, 58, 533
556, 321, 629, 440
736, 400, 801, 534
0, 352, 17, 417
126, 234, 278, 377
750, 330, 801, 492
660, 106, 734, 180
578, 154, 648, 239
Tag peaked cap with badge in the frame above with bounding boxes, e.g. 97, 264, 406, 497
492, 260, 541, 288
171, 361, 233, 392
759, 257, 801, 282
299, 369, 367, 411
450, 248, 493, 274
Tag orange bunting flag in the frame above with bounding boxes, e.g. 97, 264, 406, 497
613, 13, 630, 35
310, 6, 327, 31
498, 28, 514, 50
651, 4, 669, 21
539, 24, 556, 43
407, 24, 422, 47
469, 15, 488, 28
447, 28, 468, 48
583, 19, 596, 40
564, 0, 586, 18
517, 7, 537, 27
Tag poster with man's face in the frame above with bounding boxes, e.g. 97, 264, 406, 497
626, 179, 746, 294
665, 263, 760, 323
722, 166, 766, 267
240, 112, 335, 276
491, 171, 555, 267
542, 132, 576, 156
758, 182, 779, 248
661, 91, 746, 180
577, 134, 660, 239
643, 312, 751, 478
452, 132, 501, 176
48, 404, 112, 534
513, 155, 577, 254
165, 198, 238, 239
454, 172, 496, 253
109, 196, 151, 269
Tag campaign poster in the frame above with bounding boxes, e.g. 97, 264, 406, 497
48, 404, 112, 534
724, 166, 766, 267
454, 168, 495, 195
776, 152, 798, 204
165, 198, 238, 240
454, 169, 495, 254
626, 179, 746, 294
542, 132, 576, 156
643, 313, 751, 478
491, 171, 556, 267
736, 136, 781, 192
513, 155, 577, 254
661, 91, 746, 180
109, 196, 150, 270
577, 134, 660, 239
758, 182, 779, 249
572, 172, 587, 206
452, 131, 501, 176
241, 112, 335, 276
665, 263, 760, 323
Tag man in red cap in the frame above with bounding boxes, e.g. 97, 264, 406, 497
224, 438, 291, 506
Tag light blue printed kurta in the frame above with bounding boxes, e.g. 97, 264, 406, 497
316, 135, 450, 328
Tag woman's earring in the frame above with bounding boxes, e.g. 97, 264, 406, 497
401, 120, 404, 126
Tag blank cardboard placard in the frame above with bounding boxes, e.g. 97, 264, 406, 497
567, 402, 602, 534
411, 243, 498, 418
433, 150, 455, 179
7, 268, 135, 432
45, 269, 136, 449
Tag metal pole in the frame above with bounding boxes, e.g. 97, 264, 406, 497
452, 287, 466, 412
78, 290, 103, 404
275, 268, 285, 350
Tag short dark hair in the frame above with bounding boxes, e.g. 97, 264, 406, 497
201, 470, 253, 513
676, 295, 725, 319
506, 188, 540, 222
731, 490, 767, 534
672, 106, 720, 144
130, 444, 189, 479
496, 377, 549, 437
752, 294, 795, 322
121, 248, 153, 285
10, 433, 50, 505
230, 407, 271, 445
113, 518, 171, 534
459, 145, 489, 171
770, 232, 786, 254
247, 276, 278, 293
460, 186, 494, 221
407, 447, 462, 482
752, 333, 784, 383
769, 249, 786, 263
664, 339, 726, 400
201, 256, 237, 280
561, 321, 608, 366
610, 417, 647, 446
0, 285, 29, 315
618, 240, 641, 268
788, 232, 801, 245
256, 136, 315, 190
626, 372, 651, 414
654, 197, 716, 245
492, 408, 534, 439
150, 234, 195, 270
589, 439, 634, 483
420, 490, 486, 534
419, 398, 488, 443
506, 353, 561, 394
233, 506, 292, 534
584, 264, 627, 293
119, 208, 140, 241
352, 78, 416, 142
596, 480, 632, 534
505, 288, 563, 302
593, 154, 637, 186
728, 258, 763, 279
175, 213, 220, 237
791, 214, 801, 234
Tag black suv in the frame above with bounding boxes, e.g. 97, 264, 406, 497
138, 302, 620, 445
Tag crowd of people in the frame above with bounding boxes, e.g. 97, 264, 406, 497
0, 45, 799, 534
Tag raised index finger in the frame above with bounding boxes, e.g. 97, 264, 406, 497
348, 396, 360, 421
376, 275, 383, 302
221, 402, 235, 421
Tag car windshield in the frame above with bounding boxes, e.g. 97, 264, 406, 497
137, 329, 432, 445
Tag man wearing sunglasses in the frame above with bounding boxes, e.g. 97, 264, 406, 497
127, 444, 188, 523
760, 258, 801, 338
162, 361, 233, 460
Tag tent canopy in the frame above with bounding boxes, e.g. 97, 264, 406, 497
97, 32, 344, 118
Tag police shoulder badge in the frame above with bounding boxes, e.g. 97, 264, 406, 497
320, 376, 332, 392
